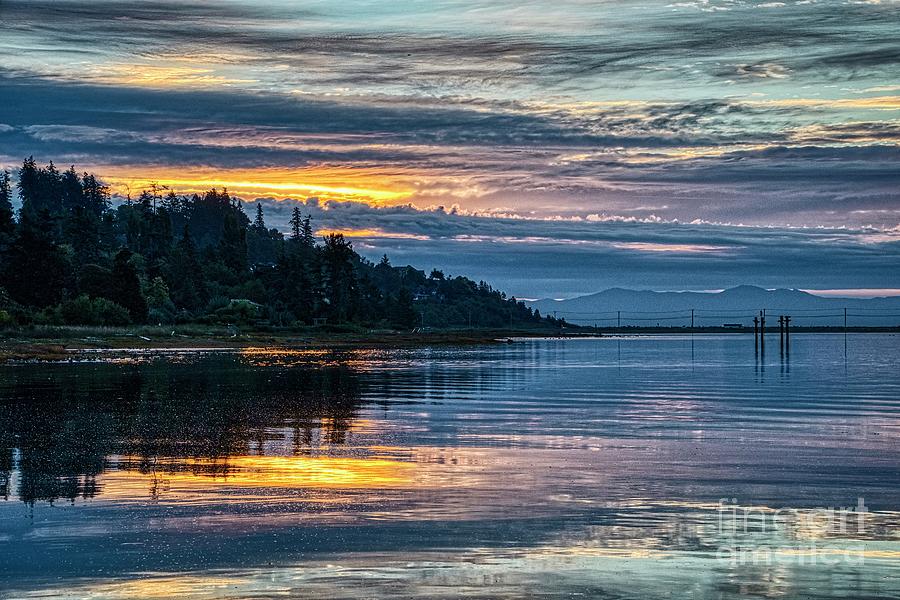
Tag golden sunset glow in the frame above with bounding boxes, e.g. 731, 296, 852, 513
612, 242, 732, 254
104, 455, 416, 496
99, 166, 416, 204
316, 228, 431, 240
92, 63, 257, 88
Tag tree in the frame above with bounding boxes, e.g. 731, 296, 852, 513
0, 171, 14, 240
166, 225, 207, 311
1, 209, 72, 308
320, 233, 358, 322
219, 209, 248, 274
289, 206, 303, 241
81, 174, 110, 218
301, 215, 315, 248
16, 157, 39, 221
388, 287, 418, 328
253, 203, 266, 230
60, 166, 83, 212
65, 205, 102, 265
109, 249, 148, 322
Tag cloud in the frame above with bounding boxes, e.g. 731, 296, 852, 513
231, 195, 900, 297
2, 0, 898, 295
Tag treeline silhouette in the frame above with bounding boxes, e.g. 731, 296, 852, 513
0, 158, 559, 329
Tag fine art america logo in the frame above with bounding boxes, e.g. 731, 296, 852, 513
716, 498, 870, 565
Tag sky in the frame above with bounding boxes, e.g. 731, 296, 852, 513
1, 0, 898, 298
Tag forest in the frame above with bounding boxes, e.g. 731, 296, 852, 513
0, 158, 561, 331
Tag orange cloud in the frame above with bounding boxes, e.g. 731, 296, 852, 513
316, 228, 430, 240
98, 165, 415, 204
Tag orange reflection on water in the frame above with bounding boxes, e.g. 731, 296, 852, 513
238, 347, 397, 369
99, 454, 416, 502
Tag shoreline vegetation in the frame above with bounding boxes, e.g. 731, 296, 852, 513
1, 157, 894, 366
1, 324, 896, 364
0, 158, 565, 335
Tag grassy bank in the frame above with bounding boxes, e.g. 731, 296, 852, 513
0, 324, 566, 363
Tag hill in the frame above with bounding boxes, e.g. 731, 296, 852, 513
528, 286, 900, 327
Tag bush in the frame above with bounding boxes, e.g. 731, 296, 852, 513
205, 295, 230, 314
212, 299, 262, 324
56, 295, 131, 326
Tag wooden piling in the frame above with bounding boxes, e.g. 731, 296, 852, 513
760, 310, 766, 353
779, 315, 784, 353
753, 315, 759, 353
785, 315, 790, 352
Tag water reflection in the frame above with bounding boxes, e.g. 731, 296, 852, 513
0, 358, 363, 504
1, 335, 899, 599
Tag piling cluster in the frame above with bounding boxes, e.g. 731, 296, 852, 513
754, 310, 791, 354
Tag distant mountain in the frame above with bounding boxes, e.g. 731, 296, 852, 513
527, 286, 900, 327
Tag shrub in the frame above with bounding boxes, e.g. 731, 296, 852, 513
57, 295, 131, 326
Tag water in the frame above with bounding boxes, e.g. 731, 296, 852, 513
1, 334, 899, 599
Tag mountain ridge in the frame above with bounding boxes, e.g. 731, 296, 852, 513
526, 286, 900, 327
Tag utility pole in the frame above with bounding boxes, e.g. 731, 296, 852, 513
690, 308, 694, 330
844, 307, 848, 333
617, 310, 621, 329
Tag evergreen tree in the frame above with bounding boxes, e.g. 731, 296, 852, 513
60, 166, 83, 212
289, 206, 303, 241
17, 157, 39, 221
109, 249, 147, 322
220, 209, 248, 275
0, 171, 14, 240
166, 225, 207, 311
65, 205, 102, 265
320, 233, 357, 322
1, 209, 72, 308
81, 174, 110, 218
301, 215, 315, 249
253, 203, 266, 230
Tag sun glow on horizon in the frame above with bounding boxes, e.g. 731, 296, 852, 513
99, 166, 416, 204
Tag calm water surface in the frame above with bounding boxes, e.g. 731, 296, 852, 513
1, 334, 899, 599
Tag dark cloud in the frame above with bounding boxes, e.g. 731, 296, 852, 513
241, 196, 900, 298
2, 0, 898, 295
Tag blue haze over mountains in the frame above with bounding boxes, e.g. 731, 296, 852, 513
528, 286, 900, 327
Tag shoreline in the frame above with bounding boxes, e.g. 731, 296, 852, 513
1, 325, 897, 364
0, 325, 554, 363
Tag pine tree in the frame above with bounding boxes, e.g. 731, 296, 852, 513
253, 203, 266, 230
81, 173, 110, 217
289, 206, 302, 241
110, 249, 148, 322
60, 166, 83, 212
1, 209, 72, 307
0, 171, 14, 239
166, 225, 207, 311
17, 157, 39, 221
321, 233, 358, 322
301, 215, 315, 249
220, 209, 248, 275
